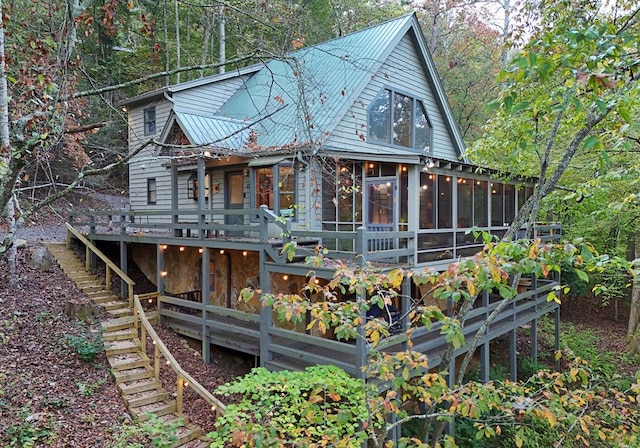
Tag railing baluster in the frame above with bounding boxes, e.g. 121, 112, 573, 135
105, 266, 111, 291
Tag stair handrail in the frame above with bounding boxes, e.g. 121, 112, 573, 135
133, 293, 226, 417
65, 223, 135, 307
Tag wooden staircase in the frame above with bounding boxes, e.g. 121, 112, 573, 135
46, 243, 212, 448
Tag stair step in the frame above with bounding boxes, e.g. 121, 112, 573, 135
100, 300, 129, 311
90, 294, 121, 304
176, 436, 212, 448
102, 315, 134, 332
118, 378, 163, 395
80, 285, 106, 293
173, 425, 203, 447
105, 338, 141, 356
107, 307, 133, 318
124, 389, 171, 408
103, 327, 137, 341
108, 352, 150, 371
130, 400, 177, 421
113, 366, 154, 383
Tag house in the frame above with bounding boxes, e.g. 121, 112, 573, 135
71, 13, 560, 381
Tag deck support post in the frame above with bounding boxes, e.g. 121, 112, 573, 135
119, 241, 128, 299
201, 246, 211, 364
401, 277, 411, 350
480, 342, 490, 383
447, 356, 456, 435
259, 255, 273, 367
355, 227, 367, 267
531, 318, 538, 362
171, 159, 179, 237
554, 306, 561, 366
510, 328, 518, 382
157, 244, 165, 324
355, 287, 368, 379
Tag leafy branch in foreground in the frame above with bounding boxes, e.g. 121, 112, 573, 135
217, 235, 640, 447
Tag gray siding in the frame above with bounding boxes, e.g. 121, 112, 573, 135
128, 99, 173, 214
172, 76, 251, 116
326, 34, 460, 162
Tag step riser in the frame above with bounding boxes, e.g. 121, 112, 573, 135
174, 428, 203, 446
126, 391, 171, 408
114, 369, 154, 383
119, 380, 162, 395
131, 403, 177, 421
110, 359, 150, 371
104, 331, 137, 342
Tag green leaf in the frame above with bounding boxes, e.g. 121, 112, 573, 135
583, 135, 598, 149
575, 269, 589, 282
619, 107, 632, 124
504, 95, 513, 112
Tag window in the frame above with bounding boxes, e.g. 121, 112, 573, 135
419, 172, 436, 229
254, 164, 297, 217
144, 106, 156, 135
147, 178, 157, 204
368, 88, 432, 153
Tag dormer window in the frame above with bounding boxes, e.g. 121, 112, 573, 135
368, 88, 432, 153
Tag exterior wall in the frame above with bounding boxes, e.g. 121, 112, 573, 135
172, 75, 251, 116
327, 34, 459, 162
128, 99, 173, 214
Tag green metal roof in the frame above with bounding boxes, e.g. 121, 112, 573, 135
216, 14, 415, 148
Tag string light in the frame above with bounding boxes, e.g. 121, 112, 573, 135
179, 246, 185, 252
160, 271, 167, 277
198, 248, 204, 254
283, 275, 289, 281
220, 250, 225, 255
161, 245, 168, 250
242, 251, 248, 256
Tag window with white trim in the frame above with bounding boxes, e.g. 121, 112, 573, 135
143, 106, 156, 135
368, 88, 432, 153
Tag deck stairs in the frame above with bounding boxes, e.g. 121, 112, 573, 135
46, 243, 212, 448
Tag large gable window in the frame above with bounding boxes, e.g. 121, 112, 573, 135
368, 88, 432, 153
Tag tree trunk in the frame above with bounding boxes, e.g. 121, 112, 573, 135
627, 230, 640, 354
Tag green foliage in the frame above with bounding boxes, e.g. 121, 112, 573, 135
64, 330, 104, 362
76, 379, 105, 397
208, 365, 372, 447
5, 408, 56, 448
109, 414, 182, 448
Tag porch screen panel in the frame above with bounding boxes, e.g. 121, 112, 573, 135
504, 184, 515, 225
457, 178, 472, 228
437, 175, 452, 228
474, 180, 488, 227
491, 183, 504, 226
419, 172, 435, 229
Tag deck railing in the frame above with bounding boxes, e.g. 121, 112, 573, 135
68, 207, 561, 270
134, 293, 226, 417
65, 222, 135, 306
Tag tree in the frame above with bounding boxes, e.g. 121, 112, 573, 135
470, 0, 640, 241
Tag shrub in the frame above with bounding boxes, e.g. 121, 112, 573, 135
65, 331, 104, 362
208, 365, 371, 447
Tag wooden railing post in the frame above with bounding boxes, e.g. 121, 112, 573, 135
259, 205, 269, 242
176, 375, 184, 414
105, 266, 111, 291
141, 325, 146, 355
154, 345, 161, 380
